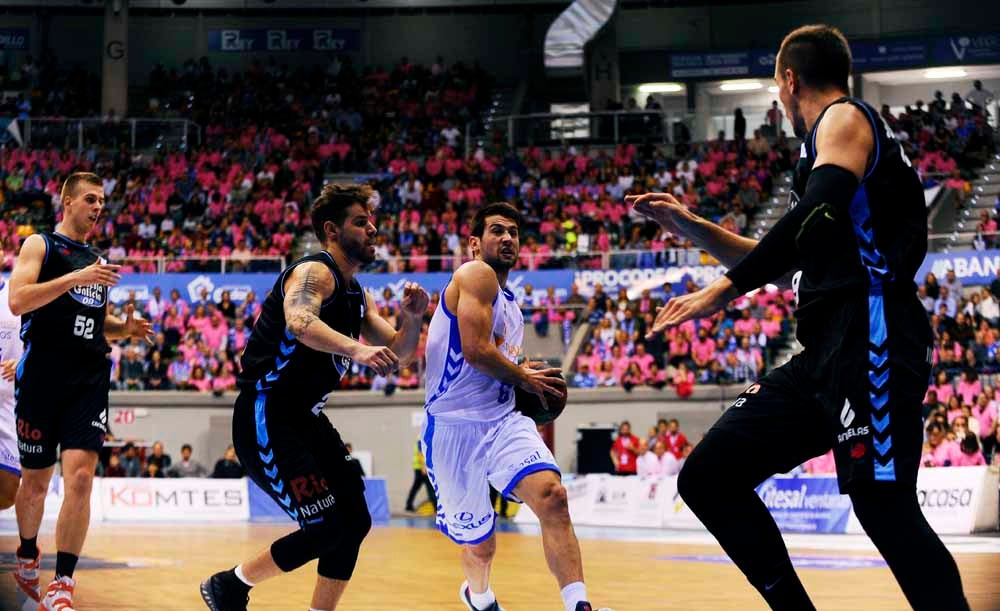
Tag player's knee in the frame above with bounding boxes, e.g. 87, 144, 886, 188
464, 537, 496, 566
62, 468, 95, 499
534, 480, 569, 520
18, 476, 47, 503
351, 503, 372, 541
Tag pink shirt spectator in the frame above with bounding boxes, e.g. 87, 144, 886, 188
191, 376, 214, 393
928, 383, 955, 405
971, 403, 997, 438
952, 451, 986, 467
212, 373, 236, 392
691, 338, 716, 364
611, 356, 631, 383
922, 441, 963, 467
957, 379, 981, 406
632, 353, 654, 378
201, 320, 230, 352
803, 450, 836, 474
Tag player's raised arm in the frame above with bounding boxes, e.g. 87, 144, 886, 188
8, 234, 121, 317
283, 261, 399, 376
360, 282, 427, 366
724, 103, 872, 295
454, 261, 563, 399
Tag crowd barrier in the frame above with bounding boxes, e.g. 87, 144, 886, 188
0, 476, 391, 524
515, 467, 1000, 535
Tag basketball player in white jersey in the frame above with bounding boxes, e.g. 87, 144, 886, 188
423, 202, 610, 611
0, 267, 23, 509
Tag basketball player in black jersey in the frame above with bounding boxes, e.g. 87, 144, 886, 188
201, 183, 428, 611
628, 25, 968, 611
9, 172, 153, 611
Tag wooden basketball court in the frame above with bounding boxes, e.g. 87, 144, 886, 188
2, 520, 999, 610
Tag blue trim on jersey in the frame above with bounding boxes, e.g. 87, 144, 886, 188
14, 341, 30, 384
847, 186, 895, 482
254, 391, 300, 523
438, 285, 457, 319
40, 233, 50, 267
501, 462, 561, 502
425, 307, 464, 409
852, 101, 882, 182
0, 463, 21, 477
501, 288, 515, 302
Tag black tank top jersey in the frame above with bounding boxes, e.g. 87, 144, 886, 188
238, 251, 367, 409
21, 232, 110, 361
791, 97, 928, 326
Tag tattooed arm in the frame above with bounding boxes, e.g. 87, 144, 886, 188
282, 261, 400, 376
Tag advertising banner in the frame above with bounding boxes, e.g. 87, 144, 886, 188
915, 249, 1000, 286
0, 28, 29, 51
113, 273, 273, 306
208, 28, 361, 53
99, 478, 249, 522
847, 466, 999, 535
932, 33, 1000, 65
756, 475, 853, 534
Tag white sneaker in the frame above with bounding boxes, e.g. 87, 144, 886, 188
39, 576, 76, 611
459, 580, 505, 611
13, 548, 40, 610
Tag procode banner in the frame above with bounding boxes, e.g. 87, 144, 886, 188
99, 478, 249, 522
756, 475, 853, 534
932, 33, 1000, 65
915, 249, 1000, 286
208, 28, 361, 53
573, 265, 726, 299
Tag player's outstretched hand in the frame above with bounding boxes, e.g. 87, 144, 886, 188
647, 278, 736, 339
626, 192, 691, 235
519, 366, 567, 402
400, 282, 430, 319
351, 344, 400, 377
123, 304, 155, 344
73, 261, 122, 287
0, 359, 15, 383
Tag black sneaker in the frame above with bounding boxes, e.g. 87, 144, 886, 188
200, 569, 250, 611
459, 580, 505, 611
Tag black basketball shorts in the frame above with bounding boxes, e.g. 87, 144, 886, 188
712, 302, 931, 493
232, 388, 366, 527
14, 351, 111, 469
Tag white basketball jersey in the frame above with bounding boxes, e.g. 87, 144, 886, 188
424, 279, 524, 423
0, 279, 23, 414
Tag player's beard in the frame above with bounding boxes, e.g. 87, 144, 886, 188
343, 235, 376, 265
484, 246, 517, 273
788, 96, 808, 139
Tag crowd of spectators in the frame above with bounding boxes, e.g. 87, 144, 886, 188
568, 282, 792, 393
913, 268, 1000, 466
609, 419, 692, 478
94, 440, 245, 479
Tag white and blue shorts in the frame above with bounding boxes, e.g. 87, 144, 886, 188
0, 395, 20, 476
421, 410, 559, 545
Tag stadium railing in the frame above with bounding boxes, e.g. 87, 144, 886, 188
476, 110, 694, 149
20, 117, 201, 151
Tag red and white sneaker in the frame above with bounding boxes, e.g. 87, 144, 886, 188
38, 576, 76, 611
13, 548, 40, 609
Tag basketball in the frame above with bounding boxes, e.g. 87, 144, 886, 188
514, 372, 567, 424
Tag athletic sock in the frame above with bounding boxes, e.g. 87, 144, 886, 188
18, 536, 38, 559
469, 585, 496, 610
560, 582, 587, 611
54, 551, 78, 579
233, 564, 255, 588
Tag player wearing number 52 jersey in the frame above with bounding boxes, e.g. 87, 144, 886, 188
9, 172, 153, 611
